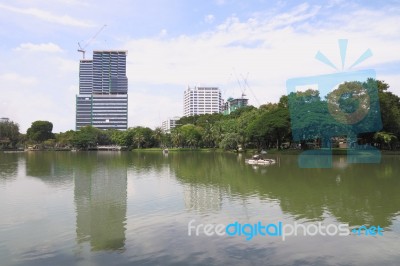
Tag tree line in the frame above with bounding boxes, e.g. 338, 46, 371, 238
1, 79, 399, 151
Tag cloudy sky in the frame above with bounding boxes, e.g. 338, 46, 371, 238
1, 0, 400, 133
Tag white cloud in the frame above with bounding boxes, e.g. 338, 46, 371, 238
0, 51, 78, 132
0, 72, 37, 85
14, 42, 63, 53
0, 3, 95, 28
121, 3, 400, 128
204, 14, 215, 24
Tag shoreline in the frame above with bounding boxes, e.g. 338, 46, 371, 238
2, 148, 400, 155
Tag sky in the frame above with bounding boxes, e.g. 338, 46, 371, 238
1, 0, 400, 133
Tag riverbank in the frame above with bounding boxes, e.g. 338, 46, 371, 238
3, 147, 400, 155
131, 148, 400, 155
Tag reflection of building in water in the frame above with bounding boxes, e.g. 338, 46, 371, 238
332, 156, 349, 169
74, 165, 127, 251
183, 184, 224, 212
25, 152, 73, 186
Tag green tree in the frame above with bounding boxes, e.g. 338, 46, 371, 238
264, 106, 291, 149
153, 127, 164, 147
377, 80, 400, 138
26, 121, 54, 142
247, 97, 291, 150
374, 131, 398, 150
171, 128, 184, 147
180, 124, 202, 148
202, 123, 215, 148
131, 127, 154, 148
71, 126, 101, 149
55, 130, 75, 147
219, 132, 241, 150
0, 120, 20, 148
111, 130, 131, 147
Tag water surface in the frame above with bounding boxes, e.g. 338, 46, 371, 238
0, 151, 399, 265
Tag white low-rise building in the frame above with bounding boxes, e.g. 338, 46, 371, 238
162, 116, 181, 133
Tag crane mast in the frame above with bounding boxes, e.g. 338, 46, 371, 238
77, 24, 107, 59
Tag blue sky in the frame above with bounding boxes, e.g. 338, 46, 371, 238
1, 0, 400, 132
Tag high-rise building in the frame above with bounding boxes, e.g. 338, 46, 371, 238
76, 50, 128, 130
183, 86, 222, 116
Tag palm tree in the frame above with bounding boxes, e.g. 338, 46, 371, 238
186, 134, 197, 149
171, 130, 183, 148
153, 127, 164, 148
133, 132, 145, 149
202, 124, 214, 148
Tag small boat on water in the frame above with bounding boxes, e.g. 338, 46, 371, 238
163, 148, 169, 154
245, 154, 276, 165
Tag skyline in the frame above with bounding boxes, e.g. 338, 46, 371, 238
1, 0, 400, 133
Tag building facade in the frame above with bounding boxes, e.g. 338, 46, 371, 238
183, 86, 222, 116
162, 116, 180, 133
76, 50, 128, 130
222, 97, 249, 115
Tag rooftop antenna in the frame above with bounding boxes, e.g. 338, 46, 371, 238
77, 24, 107, 59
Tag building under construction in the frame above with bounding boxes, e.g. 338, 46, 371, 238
222, 97, 249, 115
76, 50, 128, 130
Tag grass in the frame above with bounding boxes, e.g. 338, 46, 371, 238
132, 147, 400, 155
131, 147, 227, 153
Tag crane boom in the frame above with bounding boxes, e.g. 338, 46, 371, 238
77, 24, 107, 59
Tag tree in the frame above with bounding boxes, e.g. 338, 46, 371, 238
180, 124, 202, 148
171, 128, 184, 147
111, 130, 131, 147
229, 105, 256, 118
374, 132, 397, 150
264, 107, 291, 149
0, 120, 20, 148
131, 127, 154, 148
26, 121, 54, 142
55, 130, 74, 147
377, 80, 400, 138
219, 132, 241, 150
71, 126, 101, 149
133, 132, 145, 148
153, 127, 164, 147
202, 123, 215, 148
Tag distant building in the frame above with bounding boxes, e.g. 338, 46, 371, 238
223, 97, 249, 115
183, 86, 222, 116
0, 117, 9, 123
162, 116, 180, 133
76, 50, 128, 130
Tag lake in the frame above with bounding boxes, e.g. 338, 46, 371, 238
1, 151, 400, 265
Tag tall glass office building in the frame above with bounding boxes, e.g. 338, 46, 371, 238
76, 51, 128, 130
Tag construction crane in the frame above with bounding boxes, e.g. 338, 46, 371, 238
233, 69, 248, 100
77, 24, 107, 59
241, 72, 260, 106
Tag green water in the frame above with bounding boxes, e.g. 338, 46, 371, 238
0, 151, 399, 265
